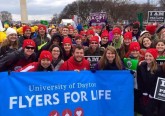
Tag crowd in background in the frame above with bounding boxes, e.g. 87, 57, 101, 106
0, 21, 165, 116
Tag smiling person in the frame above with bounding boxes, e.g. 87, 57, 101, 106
0, 39, 36, 71
141, 36, 153, 50
155, 39, 165, 57
62, 37, 73, 61
18, 50, 54, 72
0, 27, 18, 57
59, 45, 90, 71
49, 45, 64, 71
137, 48, 163, 116
95, 46, 123, 70
18, 25, 32, 48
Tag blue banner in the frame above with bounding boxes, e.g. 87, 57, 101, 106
0, 71, 133, 116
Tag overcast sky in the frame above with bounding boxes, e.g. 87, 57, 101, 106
0, 0, 157, 21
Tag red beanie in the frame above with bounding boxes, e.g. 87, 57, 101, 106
22, 39, 36, 49
63, 37, 72, 45
145, 48, 158, 59
86, 29, 95, 36
129, 42, 140, 52
90, 36, 99, 43
145, 25, 156, 35
112, 27, 121, 35
80, 31, 86, 36
39, 50, 52, 62
23, 25, 31, 34
38, 24, 47, 32
124, 32, 132, 40
101, 31, 109, 38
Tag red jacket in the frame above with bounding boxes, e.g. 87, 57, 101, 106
59, 56, 90, 71
17, 62, 39, 72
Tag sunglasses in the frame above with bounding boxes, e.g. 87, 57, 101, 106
25, 46, 35, 50
91, 42, 98, 44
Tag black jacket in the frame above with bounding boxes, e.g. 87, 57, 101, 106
0, 48, 36, 71
137, 62, 163, 96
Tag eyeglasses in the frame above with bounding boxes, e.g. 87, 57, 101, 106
25, 46, 35, 50
52, 50, 60, 52
133, 30, 138, 32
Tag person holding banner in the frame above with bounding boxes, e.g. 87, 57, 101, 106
137, 48, 163, 116
0, 39, 36, 71
18, 50, 54, 72
95, 46, 123, 70
59, 45, 90, 71
49, 44, 64, 71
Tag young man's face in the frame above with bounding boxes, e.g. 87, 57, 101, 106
73, 48, 84, 62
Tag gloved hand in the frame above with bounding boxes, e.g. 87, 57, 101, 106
141, 95, 150, 106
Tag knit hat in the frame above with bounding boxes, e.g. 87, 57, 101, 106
145, 25, 156, 35
145, 48, 158, 59
101, 31, 109, 38
90, 36, 99, 43
6, 27, 17, 36
112, 27, 121, 35
23, 25, 31, 33
75, 34, 82, 40
124, 32, 132, 40
86, 29, 95, 36
80, 31, 86, 36
38, 24, 47, 32
39, 50, 52, 62
22, 39, 36, 49
129, 42, 140, 52
63, 37, 72, 45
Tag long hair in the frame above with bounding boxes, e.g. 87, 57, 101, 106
150, 60, 158, 74
98, 46, 123, 70
1, 36, 18, 49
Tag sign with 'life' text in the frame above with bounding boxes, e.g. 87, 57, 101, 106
148, 11, 165, 23
0, 71, 133, 116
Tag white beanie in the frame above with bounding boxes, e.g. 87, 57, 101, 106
6, 27, 17, 36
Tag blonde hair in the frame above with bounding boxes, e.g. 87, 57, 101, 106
150, 60, 158, 74
98, 46, 123, 70
1, 36, 18, 49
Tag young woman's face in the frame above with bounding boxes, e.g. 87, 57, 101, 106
63, 43, 71, 52
75, 39, 82, 45
40, 59, 51, 69
50, 29, 57, 36
113, 33, 120, 40
101, 37, 108, 44
52, 47, 60, 59
8, 33, 17, 42
145, 52, 154, 64
38, 27, 46, 35
24, 45, 35, 56
156, 42, 165, 52
124, 39, 131, 46
130, 50, 140, 58
106, 50, 116, 62
143, 37, 152, 48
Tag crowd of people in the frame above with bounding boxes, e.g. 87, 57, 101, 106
0, 21, 165, 116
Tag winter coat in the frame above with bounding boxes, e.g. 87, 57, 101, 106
137, 62, 163, 97
0, 48, 36, 71
59, 56, 90, 71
